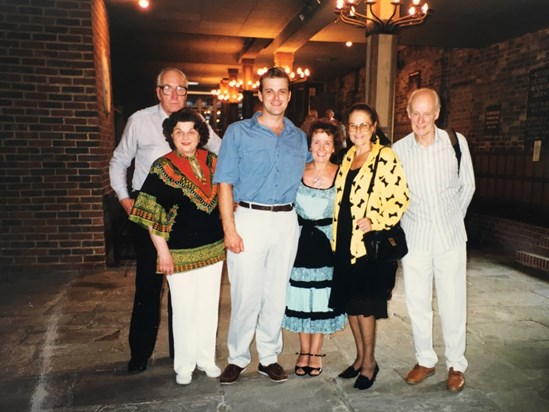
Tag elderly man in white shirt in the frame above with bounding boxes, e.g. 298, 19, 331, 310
392, 88, 475, 393
109, 67, 221, 374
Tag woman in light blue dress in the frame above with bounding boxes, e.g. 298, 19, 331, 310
282, 121, 346, 377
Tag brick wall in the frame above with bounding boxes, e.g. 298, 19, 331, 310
393, 29, 549, 227
0, 0, 114, 272
333, 28, 549, 151
393, 46, 447, 140
333, 28, 549, 227
325, 68, 366, 119
392, 28, 549, 149
468, 213, 549, 256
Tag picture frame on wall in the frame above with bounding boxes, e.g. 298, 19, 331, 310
408, 71, 421, 93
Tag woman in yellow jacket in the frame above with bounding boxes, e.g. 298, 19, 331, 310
329, 103, 409, 390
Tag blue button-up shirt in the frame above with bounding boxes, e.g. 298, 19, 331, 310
214, 112, 308, 205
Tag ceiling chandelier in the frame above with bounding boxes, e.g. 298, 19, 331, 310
257, 66, 311, 83
211, 78, 245, 103
335, 0, 429, 35
211, 64, 312, 103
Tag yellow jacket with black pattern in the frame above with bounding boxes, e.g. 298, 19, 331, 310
332, 141, 409, 263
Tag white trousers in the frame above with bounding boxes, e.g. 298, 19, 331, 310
167, 261, 223, 376
226, 207, 299, 367
402, 242, 468, 372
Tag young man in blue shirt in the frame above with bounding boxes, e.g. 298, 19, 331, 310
214, 67, 308, 384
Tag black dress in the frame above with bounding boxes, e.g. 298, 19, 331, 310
328, 168, 397, 319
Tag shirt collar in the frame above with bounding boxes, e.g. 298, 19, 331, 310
411, 126, 441, 148
157, 104, 170, 120
250, 111, 262, 126
251, 111, 291, 134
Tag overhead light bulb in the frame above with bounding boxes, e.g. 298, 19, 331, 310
138, 0, 150, 9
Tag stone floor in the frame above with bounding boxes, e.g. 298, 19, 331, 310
1, 249, 548, 412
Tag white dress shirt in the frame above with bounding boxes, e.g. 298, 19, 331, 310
109, 104, 222, 200
392, 127, 475, 252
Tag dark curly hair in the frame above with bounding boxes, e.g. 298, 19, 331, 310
308, 120, 342, 154
162, 109, 210, 151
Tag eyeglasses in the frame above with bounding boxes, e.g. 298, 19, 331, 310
158, 84, 188, 96
348, 122, 372, 133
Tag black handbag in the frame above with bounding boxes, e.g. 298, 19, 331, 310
363, 223, 408, 262
362, 148, 408, 262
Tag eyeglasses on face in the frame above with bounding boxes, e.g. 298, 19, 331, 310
348, 122, 372, 133
158, 84, 188, 96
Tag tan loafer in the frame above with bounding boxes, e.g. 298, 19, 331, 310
447, 367, 465, 392
404, 363, 435, 385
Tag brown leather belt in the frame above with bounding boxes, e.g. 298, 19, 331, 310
239, 201, 293, 212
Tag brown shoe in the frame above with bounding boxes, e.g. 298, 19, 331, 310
258, 362, 288, 382
405, 364, 435, 385
219, 364, 246, 385
447, 367, 465, 392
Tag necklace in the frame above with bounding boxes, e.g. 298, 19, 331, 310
311, 175, 325, 187
309, 162, 336, 188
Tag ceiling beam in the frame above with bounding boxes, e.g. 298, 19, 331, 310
257, 0, 339, 65
235, 37, 273, 63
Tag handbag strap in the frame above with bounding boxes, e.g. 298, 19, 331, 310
365, 148, 384, 196
363, 148, 385, 217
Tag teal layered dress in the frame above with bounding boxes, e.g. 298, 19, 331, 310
282, 179, 346, 334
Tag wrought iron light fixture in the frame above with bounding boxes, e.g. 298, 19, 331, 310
335, 0, 429, 35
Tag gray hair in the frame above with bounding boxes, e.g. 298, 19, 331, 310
156, 67, 188, 88
407, 88, 441, 115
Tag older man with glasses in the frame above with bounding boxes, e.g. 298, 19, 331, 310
109, 67, 221, 374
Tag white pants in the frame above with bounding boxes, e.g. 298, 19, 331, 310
226, 207, 299, 367
167, 261, 223, 376
402, 242, 468, 372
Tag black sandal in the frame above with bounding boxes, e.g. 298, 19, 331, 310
308, 353, 325, 377
294, 352, 311, 376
